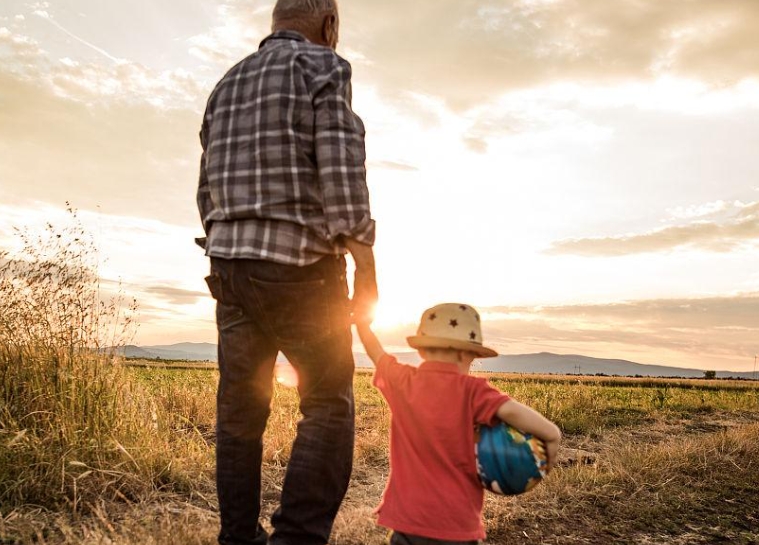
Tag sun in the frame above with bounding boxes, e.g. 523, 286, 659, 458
274, 362, 299, 388
370, 297, 421, 330
346, 257, 427, 329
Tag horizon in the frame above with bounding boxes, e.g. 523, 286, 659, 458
1, 0, 758, 372
127, 340, 758, 376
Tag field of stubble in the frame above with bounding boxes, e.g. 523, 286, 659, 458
2, 357, 758, 545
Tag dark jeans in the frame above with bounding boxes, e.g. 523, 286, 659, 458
390, 532, 479, 545
206, 255, 355, 545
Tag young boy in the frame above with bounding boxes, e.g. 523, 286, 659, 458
355, 303, 561, 545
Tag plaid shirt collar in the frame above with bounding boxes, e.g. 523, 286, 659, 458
259, 30, 307, 49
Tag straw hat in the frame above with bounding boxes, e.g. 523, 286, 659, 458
407, 303, 498, 358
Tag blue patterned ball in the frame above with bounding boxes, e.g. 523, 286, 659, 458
475, 422, 548, 495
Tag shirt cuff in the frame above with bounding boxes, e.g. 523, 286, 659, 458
329, 215, 375, 245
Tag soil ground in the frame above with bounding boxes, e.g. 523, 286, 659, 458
2, 409, 758, 544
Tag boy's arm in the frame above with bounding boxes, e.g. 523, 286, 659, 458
496, 400, 562, 472
354, 322, 386, 366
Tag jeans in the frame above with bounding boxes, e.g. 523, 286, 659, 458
205, 255, 355, 545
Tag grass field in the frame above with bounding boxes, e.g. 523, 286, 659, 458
2, 358, 758, 545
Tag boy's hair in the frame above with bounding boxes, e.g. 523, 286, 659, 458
419, 346, 473, 358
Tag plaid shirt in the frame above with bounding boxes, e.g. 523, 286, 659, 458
197, 31, 375, 265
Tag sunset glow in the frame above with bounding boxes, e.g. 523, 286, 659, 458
274, 363, 299, 389
1, 0, 757, 372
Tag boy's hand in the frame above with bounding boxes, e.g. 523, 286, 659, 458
542, 435, 561, 474
496, 399, 562, 474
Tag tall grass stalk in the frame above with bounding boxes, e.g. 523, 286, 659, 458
0, 208, 200, 511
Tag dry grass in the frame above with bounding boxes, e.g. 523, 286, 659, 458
2, 368, 758, 545
483, 420, 759, 544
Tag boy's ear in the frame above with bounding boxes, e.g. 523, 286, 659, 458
418, 348, 433, 360
457, 350, 477, 364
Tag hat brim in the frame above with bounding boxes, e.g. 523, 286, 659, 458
407, 335, 498, 358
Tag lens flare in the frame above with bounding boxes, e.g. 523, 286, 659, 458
275, 362, 299, 388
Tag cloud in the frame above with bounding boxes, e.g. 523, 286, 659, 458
459, 93, 615, 151
0, 71, 201, 226
340, 0, 759, 110
0, 25, 43, 60
370, 293, 758, 369
186, 0, 271, 67
463, 137, 489, 154
547, 201, 759, 256
33, 8, 121, 63
0, 15, 214, 226
0, 7, 253, 229
49, 58, 203, 108
478, 292, 759, 365
369, 160, 419, 172
666, 200, 730, 220
142, 285, 209, 305
1, 17, 207, 108
515, 293, 759, 330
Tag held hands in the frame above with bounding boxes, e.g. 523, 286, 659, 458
342, 237, 377, 325
348, 257, 384, 366
351, 266, 378, 325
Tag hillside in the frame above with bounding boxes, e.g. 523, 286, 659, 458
121, 343, 756, 380
118, 342, 219, 362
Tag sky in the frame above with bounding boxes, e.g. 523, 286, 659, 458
1, 0, 758, 372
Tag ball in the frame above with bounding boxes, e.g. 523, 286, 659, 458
475, 422, 548, 495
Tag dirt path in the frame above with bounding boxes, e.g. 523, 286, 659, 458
2, 413, 757, 544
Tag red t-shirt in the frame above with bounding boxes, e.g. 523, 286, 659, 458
373, 354, 511, 541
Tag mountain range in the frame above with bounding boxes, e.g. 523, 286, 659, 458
118, 343, 756, 380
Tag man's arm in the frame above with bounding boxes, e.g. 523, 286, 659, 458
311, 54, 377, 321
496, 400, 562, 472
196, 121, 213, 237
354, 321, 386, 366
312, 55, 375, 250
343, 237, 377, 324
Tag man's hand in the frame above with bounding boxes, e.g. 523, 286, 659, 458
351, 262, 378, 324
343, 238, 377, 324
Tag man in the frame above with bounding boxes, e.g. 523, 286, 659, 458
196, 0, 377, 543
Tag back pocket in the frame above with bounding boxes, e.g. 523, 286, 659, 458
205, 272, 224, 302
250, 277, 331, 345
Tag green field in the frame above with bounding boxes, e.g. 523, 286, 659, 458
2, 358, 758, 544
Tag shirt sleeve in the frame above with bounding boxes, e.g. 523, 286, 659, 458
311, 55, 375, 245
196, 118, 213, 236
372, 354, 408, 399
471, 378, 511, 426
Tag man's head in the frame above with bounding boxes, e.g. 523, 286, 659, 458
272, 0, 339, 50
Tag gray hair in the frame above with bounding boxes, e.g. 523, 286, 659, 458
272, 0, 337, 21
